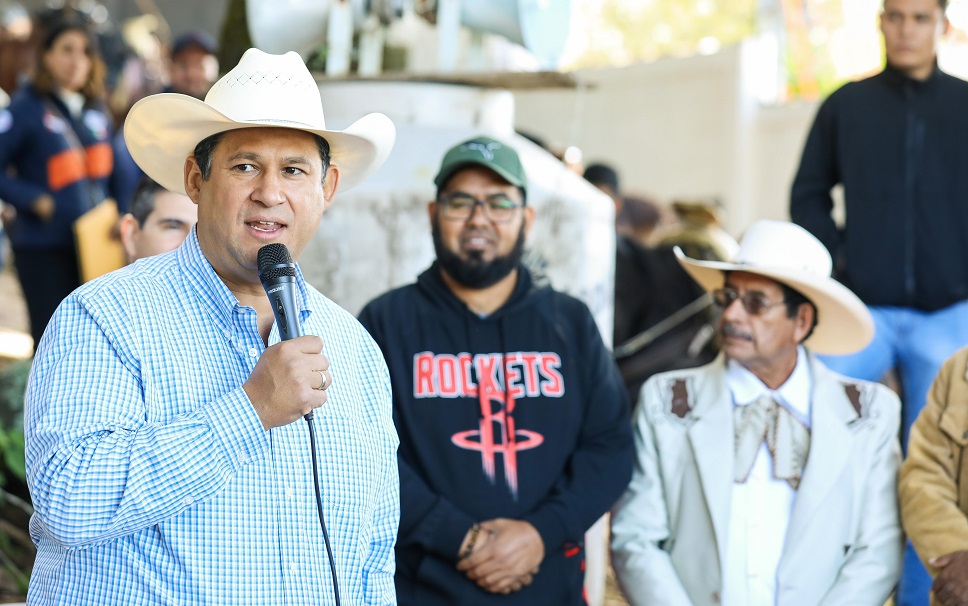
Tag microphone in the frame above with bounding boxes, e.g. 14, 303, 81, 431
258, 243, 303, 342
258, 243, 312, 421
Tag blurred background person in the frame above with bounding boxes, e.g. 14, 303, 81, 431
112, 28, 219, 214
583, 162, 620, 202
616, 194, 662, 248
584, 161, 663, 245
0, 15, 117, 350
0, 78, 8, 273
165, 28, 217, 99
583, 161, 736, 404
613, 199, 738, 404
118, 176, 196, 263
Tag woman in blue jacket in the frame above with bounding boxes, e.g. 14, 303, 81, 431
0, 17, 116, 349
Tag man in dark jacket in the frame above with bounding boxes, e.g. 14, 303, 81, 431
790, 1, 968, 603
359, 136, 633, 605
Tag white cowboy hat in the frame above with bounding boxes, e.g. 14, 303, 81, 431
675, 219, 874, 355
124, 48, 395, 195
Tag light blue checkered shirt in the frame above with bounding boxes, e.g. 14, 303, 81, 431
24, 229, 399, 605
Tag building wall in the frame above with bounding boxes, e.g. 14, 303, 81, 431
513, 43, 822, 238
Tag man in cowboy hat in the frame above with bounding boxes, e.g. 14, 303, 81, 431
610, 219, 903, 606
358, 135, 633, 605
23, 48, 399, 604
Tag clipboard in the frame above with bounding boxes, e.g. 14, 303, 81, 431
73, 198, 126, 283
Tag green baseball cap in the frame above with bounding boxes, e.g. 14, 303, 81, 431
434, 136, 528, 192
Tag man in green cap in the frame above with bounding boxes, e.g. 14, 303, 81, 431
359, 135, 633, 605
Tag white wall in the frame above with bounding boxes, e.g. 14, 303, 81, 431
513, 43, 822, 238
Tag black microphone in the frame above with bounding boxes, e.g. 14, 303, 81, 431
258, 243, 312, 422
258, 243, 303, 342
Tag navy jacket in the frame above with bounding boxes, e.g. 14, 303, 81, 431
0, 85, 115, 250
791, 65, 968, 311
359, 264, 633, 605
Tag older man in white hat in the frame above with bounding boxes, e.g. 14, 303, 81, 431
610, 219, 903, 606
23, 49, 399, 605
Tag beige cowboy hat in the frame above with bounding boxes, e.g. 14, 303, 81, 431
124, 47, 395, 195
675, 219, 874, 355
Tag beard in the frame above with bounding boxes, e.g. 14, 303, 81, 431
432, 216, 527, 289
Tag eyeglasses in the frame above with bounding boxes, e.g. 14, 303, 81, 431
437, 193, 524, 223
712, 287, 786, 316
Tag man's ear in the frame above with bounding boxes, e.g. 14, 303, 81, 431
119, 213, 139, 263
322, 164, 340, 210
794, 302, 816, 344
184, 157, 202, 204
522, 205, 536, 238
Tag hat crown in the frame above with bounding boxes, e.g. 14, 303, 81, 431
732, 220, 832, 279
434, 136, 527, 189
204, 48, 326, 129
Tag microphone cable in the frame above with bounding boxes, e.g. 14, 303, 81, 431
305, 412, 341, 606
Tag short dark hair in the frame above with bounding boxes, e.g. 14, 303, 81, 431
617, 195, 661, 232
192, 130, 332, 181
584, 163, 620, 195
779, 282, 818, 344
171, 29, 218, 60
128, 176, 168, 226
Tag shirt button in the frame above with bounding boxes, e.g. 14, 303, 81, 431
183, 496, 194, 506
238, 452, 248, 464
248, 347, 258, 358
289, 561, 298, 573
285, 486, 295, 499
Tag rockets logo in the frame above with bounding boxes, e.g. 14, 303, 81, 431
414, 351, 564, 498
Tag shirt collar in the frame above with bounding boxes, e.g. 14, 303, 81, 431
726, 346, 812, 428
176, 228, 313, 336
883, 61, 940, 93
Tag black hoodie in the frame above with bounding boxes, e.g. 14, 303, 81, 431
791, 65, 968, 311
359, 263, 633, 605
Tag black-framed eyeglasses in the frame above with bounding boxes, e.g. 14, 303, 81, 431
712, 287, 786, 316
437, 193, 524, 223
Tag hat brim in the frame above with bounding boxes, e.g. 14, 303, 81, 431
124, 93, 394, 195
674, 247, 874, 355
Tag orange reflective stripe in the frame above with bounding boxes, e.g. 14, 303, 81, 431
85, 142, 113, 178
47, 149, 86, 191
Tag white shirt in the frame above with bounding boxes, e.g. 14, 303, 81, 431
57, 89, 85, 118
722, 347, 812, 606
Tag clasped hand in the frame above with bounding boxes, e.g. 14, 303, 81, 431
457, 518, 544, 595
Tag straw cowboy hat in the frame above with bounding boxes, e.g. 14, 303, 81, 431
675, 219, 874, 355
124, 48, 395, 195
